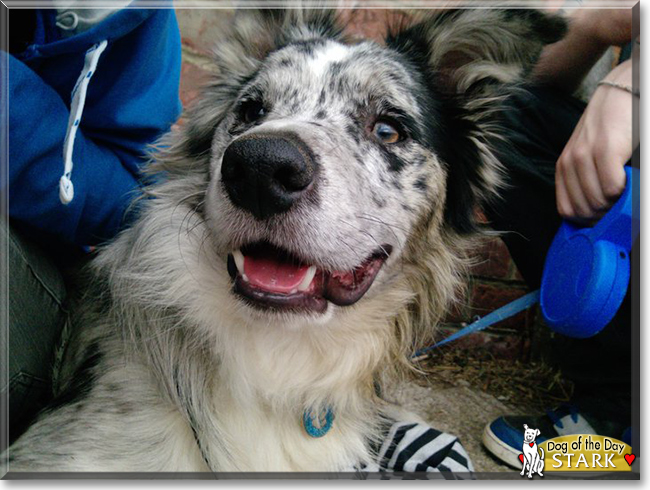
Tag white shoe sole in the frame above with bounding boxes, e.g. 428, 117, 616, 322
482, 423, 523, 469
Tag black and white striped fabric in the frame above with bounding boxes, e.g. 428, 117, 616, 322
358, 421, 475, 479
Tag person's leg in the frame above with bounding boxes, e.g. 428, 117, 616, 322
1, 224, 68, 448
488, 84, 632, 401
485, 85, 586, 290
487, 84, 632, 378
482, 85, 632, 466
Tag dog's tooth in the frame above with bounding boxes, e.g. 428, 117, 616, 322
297, 265, 318, 292
242, 273, 249, 283
232, 249, 245, 275
290, 288, 297, 294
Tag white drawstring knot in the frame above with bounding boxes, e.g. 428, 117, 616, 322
59, 175, 74, 204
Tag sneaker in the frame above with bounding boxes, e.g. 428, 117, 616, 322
482, 404, 625, 468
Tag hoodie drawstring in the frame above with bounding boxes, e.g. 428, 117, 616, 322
59, 39, 107, 205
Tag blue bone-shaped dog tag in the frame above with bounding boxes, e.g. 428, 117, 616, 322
540, 166, 639, 338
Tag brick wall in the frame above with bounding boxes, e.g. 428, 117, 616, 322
440, 237, 538, 361
175, 9, 539, 360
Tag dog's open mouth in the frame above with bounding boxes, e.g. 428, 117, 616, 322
227, 242, 392, 313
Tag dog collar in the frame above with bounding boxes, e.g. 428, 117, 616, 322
303, 407, 334, 438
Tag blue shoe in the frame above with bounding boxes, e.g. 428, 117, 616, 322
482, 405, 610, 468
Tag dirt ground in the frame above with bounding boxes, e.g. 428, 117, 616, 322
383, 347, 574, 473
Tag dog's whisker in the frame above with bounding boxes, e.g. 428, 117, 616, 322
338, 218, 391, 258
337, 236, 363, 257
171, 190, 207, 220
356, 213, 409, 235
185, 203, 208, 236
354, 214, 401, 246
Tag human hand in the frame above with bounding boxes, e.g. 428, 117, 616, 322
555, 60, 634, 225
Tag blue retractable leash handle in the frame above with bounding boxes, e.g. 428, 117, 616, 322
414, 166, 638, 358
540, 166, 639, 338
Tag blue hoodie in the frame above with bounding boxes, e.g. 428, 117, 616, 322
3, 7, 182, 246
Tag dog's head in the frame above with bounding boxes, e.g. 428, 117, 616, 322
523, 424, 541, 443
151, 8, 564, 341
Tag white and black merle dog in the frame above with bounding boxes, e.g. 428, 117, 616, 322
8, 7, 565, 472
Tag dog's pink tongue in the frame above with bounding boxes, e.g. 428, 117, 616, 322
243, 254, 310, 294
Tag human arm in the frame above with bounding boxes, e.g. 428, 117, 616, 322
4, 9, 182, 246
530, 4, 635, 224
6, 53, 142, 246
533, 7, 633, 92
554, 59, 634, 224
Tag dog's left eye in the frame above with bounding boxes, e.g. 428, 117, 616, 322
240, 100, 266, 124
372, 121, 402, 144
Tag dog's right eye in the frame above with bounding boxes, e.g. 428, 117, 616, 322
240, 100, 266, 124
372, 120, 402, 145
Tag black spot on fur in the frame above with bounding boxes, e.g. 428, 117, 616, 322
266, 9, 343, 49
414, 177, 428, 193
289, 39, 324, 56
354, 152, 365, 167
105, 382, 120, 392
436, 98, 489, 234
315, 109, 327, 119
115, 402, 135, 415
346, 123, 360, 144
372, 194, 386, 208
501, 9, 567, 43
45, 343, 103, 412
384, 149, 408, 173
184, 124, 215, 160
328, 61, 344, 77
183, 71, 260, 160
328, 77, 338, 94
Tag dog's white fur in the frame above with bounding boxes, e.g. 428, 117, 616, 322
7, 7, 565, 473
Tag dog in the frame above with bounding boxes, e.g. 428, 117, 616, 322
7, 7, 565, 473
521, 424, 545, 478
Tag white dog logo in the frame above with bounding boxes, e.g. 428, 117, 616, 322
520, 424, 544, 478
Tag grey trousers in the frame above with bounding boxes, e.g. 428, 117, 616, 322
1, 224, 68, 446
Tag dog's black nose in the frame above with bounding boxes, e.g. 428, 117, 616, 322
221, 134, 317, 220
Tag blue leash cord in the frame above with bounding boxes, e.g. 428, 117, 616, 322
411, 290, 540, 361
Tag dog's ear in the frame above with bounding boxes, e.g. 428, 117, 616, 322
387, 9, 566, 95
213, 8, 344, 80
536, 429, 541, 437
386, 9, 566, 233
524, 424, 529, 430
